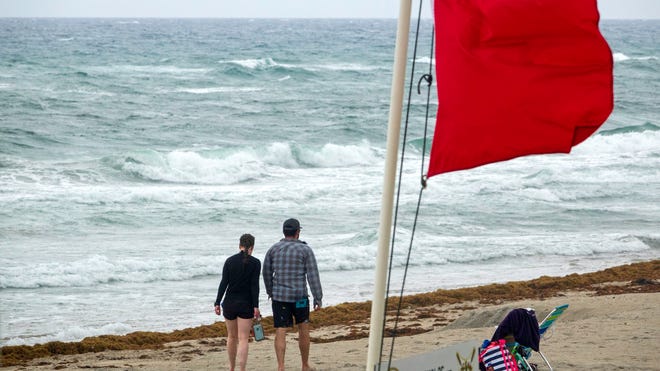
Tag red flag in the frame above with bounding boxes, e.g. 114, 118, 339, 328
427, 0, 613, 177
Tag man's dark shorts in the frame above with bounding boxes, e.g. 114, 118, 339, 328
272, 299, 310, 328
222, 300, 253, 320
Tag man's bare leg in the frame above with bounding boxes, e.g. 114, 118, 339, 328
298, 322, 313, 371
225, 319, 238, 371
275, 327, 287, 371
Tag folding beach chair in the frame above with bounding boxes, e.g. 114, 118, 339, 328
538, 304, 569, 339
516, 304, 569, 371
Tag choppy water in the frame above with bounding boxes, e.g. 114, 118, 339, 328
1, 18, 658, 346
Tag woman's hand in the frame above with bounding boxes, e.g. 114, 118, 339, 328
214, 304, 221, 316
253, 307, 261, 319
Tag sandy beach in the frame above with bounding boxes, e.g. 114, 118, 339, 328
2, 262, 659, 370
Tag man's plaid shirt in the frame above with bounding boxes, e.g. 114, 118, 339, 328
262, 238, 323, 307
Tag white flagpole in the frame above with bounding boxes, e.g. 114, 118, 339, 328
365, 1, 412, 370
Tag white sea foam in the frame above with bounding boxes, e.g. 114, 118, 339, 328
221, 58, 379, 72
613, 52, 658, 62
297, 140, 377, 167
613, 52, 630, 62
115, 141, 379, 184
573, 130, 660, 161
304, 63, 381, 72
64, 88, 116, 97
2, 230, 650, 292
174, 87, 262, 94
3, 323, 134, 346
262, 142, 299, 168
118, 149, 261, 184
223, 57, 279, 69
89, 65, 212, 75
414, 56, 434, 65
0, 254, 226, 289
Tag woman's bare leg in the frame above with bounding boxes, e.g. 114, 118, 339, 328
237, 317, 253, 371
225, 319, 238, 371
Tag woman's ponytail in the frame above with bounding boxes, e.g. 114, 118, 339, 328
239, 233, 255, 264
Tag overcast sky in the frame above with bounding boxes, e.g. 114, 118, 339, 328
1, 0, 659, 19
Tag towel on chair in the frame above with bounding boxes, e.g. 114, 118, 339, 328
491, 308, 540, 352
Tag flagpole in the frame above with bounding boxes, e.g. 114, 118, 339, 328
366, 1, 412, 370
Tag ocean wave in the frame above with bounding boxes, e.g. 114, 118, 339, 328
110, 149, 264, 185
173, 86, 263, 94
576, 127, 660, 156
313, 231, 657, 273
12, 231, 642, 292
220, 57, 381, 73
0, 254, 225, 289
0, 156, 107, 187
637, 236, 660, 249
417, 233, 655, 264
294, 140, 377, 167
87, 64, 212, 76
613, 52, 658, 63
61, 88, 115, 97
223, 57, 280, 69
406, 126, 659, 157
301, 63, 382, 72
108, 141, 378, 185
217, 58, 318, 79
414, 56, 434, 65
0, 232, 654, 289
3, 323, 134, 347
0, 127, 68, 153
598, 122, 659, 135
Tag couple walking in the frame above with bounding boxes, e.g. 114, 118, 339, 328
214, 218, 323, 371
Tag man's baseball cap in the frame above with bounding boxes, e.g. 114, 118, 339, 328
283, 218, 302, 233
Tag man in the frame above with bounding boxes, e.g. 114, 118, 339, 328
263, 218, 323, 371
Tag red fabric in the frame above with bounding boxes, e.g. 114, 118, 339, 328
427, 0, 613, 177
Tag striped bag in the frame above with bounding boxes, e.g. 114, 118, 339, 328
478, 339, 519, 371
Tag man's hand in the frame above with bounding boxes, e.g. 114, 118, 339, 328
253, 307, 261, 319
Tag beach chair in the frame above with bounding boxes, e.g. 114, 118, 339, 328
538, 304, 569, 339
516, 304, 569, 371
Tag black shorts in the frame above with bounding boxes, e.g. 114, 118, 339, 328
272, 299, 310, 328
222, 300, 253, 320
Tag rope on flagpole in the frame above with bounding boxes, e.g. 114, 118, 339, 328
380, 0, 436, 369
418, 26, 435, 190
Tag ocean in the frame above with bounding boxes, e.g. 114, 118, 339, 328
0, 18, 658, 347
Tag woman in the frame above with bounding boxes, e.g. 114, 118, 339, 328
214, 233, 261, 371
